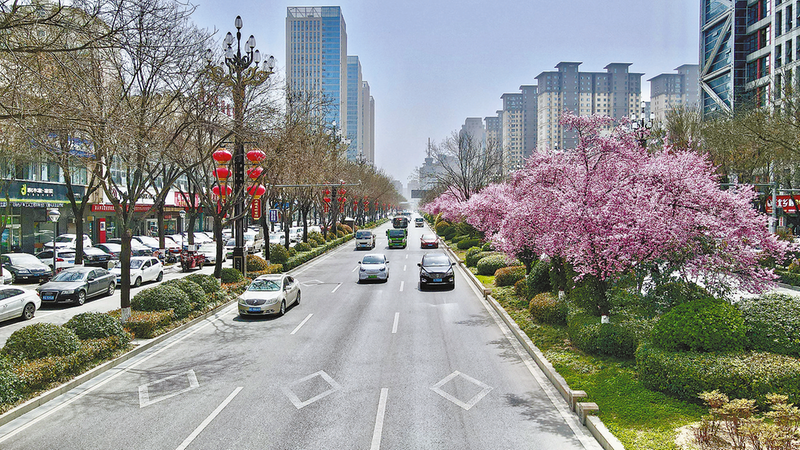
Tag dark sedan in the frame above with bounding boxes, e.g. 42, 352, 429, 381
36, 267, 115, 306
83, 247, 115, 268
418, 253, 456, 290
420, 234, 439, 249
0, 253, 52, 283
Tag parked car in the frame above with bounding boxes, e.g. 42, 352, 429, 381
357, 254, 389, 283
198, 243, 225, 264
110, 256, 163, 287
162, 236, 182, 253
0, 286, 40, 321
415, 217, 424, 227
104, 239, 153, 256
237, 274, 301, 317
418, 253, 456, 290
355, 230, 376, 250
36, 249, 76, 271
43, 233, 92, 250
83, 247, 115, 268
1, 271, 11, 285
0, 253, 52, 283
36, 267, 116, 306
94, 243, 121, 259
289, 227, 304, 243
132, 235, 160, 251
245, 232, 265, 254
420, 234, 439, 249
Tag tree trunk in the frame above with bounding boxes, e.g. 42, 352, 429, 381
120, 228, 133, 322
74, 206, 85, 265
213, 215, 223, 278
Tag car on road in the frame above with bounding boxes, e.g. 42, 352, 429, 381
110, 256, 163, 287
418, 253, 456, 290
42, 233, 92, 250
0, 253, 52, 283
0, 285, 41, 322
36, 267, 116, 306
36, 248, 76, 271
198, 243, 225, 264
355, 230, 376, 250
392, 216, 409, 229
415, 217, 424, 227
238, 274, 301, 317
420, 234, 439, 249
387, 229, 407, 249
358, 253, 389, 283
83, 247, 115, 268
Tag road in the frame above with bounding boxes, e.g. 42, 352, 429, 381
0, 221, 602, 449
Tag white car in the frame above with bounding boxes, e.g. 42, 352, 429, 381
133, 235, 160, 250
237, 274, 301, 317
198, 243, 225, 263
43, 233, 92, 250
0, 286, 40, 322
36, 249, 76, 271
111, 256, 164, 287
357, 254, 389, 283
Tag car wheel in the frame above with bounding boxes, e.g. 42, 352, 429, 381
134, 277, 142, 287
295, 290, 301, 305
279, 300, 286, 316
107, 282, 115, 296
76, 290, 86, 306
156, 271, 163, 282
21, 303, 35, 320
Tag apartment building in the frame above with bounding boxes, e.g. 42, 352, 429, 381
649, 64, 700, 121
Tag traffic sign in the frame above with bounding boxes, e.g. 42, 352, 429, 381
269, 209, 279, 223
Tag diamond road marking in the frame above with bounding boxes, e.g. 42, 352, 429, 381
430, 371, 493, 411
283, 370, 342, 409
139, 370, 200, 408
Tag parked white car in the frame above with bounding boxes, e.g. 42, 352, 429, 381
0, 286, 40, 322
198, 243, 225, 264
111, 256, 163, 287
43, 234, 92, 250
36, 248, 76, 271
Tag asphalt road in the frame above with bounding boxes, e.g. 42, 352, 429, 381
0, 221, 602, 450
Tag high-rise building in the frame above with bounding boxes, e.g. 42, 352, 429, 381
501, 93, 525, 173
520, 85, 538, 159
361, 81, 374, 165
286, 6, 348, 135
460, 117, 486, 148
649, 64, 700, 121
485, 114, 502, 150
346, 55, 363, 161
368, 95, 375, 163
536, 62, 642, 150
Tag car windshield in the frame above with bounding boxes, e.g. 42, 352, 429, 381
115, 260, 144, 269
10, 254, 40, 264
362, 256, 385, 264
388, 230, 405, 237
356, 231, 371, 238
249, 279, 281, 291
52, 271, 86, 282
225, 239, 235, 246
423, 255, 450, 266
54, 236, 74, 243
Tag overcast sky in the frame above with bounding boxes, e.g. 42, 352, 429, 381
191, 0, 700, 187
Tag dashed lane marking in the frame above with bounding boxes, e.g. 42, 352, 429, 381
370, 388, 389, 450
392, 313, 399, 334
290, 314, 313, 335
399, 281, 404, 292
175, 387, 242, 450
332, 283, 341, 293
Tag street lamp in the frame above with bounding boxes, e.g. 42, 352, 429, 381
47, 209, 60, 275
630, 102, 653, 149
206, 16, 275, 276
179, 210, 186, 251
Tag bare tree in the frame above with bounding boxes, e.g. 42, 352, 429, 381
429, 131, 502, 201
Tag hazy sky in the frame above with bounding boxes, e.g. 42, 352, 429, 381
191, 0, 700, 186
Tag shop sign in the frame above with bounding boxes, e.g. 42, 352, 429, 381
174, 192, 201, 207
91, 204, 152, 213
767, 195, 800, 214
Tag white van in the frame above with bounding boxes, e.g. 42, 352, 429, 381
355, 230, 376, 250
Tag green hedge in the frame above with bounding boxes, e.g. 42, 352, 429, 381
567, 306, 639, 358
162, 278, 208, 311
220, 268, 243, 284
282, 234, 353, 271
494, 265, 526, 287
651, 298, 745, 353
117, 310, 175, 339
636, 343, 800, 406
269, 244, 290, 264
529, 292, 567, 326
3, 323, 81, 360
457, 238, 481, 250
64, 312, 130, 345
132, 285, 192, 319
0, 355, 20, 405
477, 254, 518, 276
246, 254, 269, 272
466, 251, 500, 268
526, 259, 552, 298
295, 242, 312, 252
184, 273, 221, 294
738, 293, 800, 356
776, 269, 800, 286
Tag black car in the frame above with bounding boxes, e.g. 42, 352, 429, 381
83, 247, 114, 268
36, 267, 116, 306
0, 253, 52, 283
418, 253, 456, 290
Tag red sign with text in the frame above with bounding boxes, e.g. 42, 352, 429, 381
767, 195, 800, 214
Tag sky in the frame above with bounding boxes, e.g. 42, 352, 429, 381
190, 0, 700, 187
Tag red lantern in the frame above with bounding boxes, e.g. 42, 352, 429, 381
212, 149, 232, 165
323, 197, 331, 203
246, 149, 266, 165
338, 188, 346, 196
212, 185, 232, 197
213, 167, 231, 182
247, 184, 266, 199
247, 166, 264, 180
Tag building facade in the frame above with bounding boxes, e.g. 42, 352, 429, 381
361, 81, 375, 165
520, 85, 538, 159
649, 64, 700, 121
501, 93, 524, 174
346, 55, 363, 161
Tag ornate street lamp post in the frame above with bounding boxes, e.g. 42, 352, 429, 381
48, 209, 60, 275
630, 102, 653, 149
206, 16, 274, 276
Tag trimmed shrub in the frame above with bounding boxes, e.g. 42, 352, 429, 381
435, 221, 452, 235
494, 265, 526, 287
247, 264, 284, 278
64, 312, 130, 345
645, 280, 715, 314
514, 279, 528, 299
454, 221, 478, 238
636, 343, 800, 405
162, 278, 208, 310
738, 293, 800, 356
567, 306, 638, 358
295, 242, 312, 252
119, 311, 174, 339
651, 297, 746, 353
340, 224, 352, 234
442, 227, 457, 241
184, 273, 221, 294
246, 254, 269, 272
457, 238, 481, 250
307, 239, 319, 248
132, 285, 192, 319
526, 259, 552, 298
482, 241, 494, 251
465, 246, 482, 261
451, 234, 465, 243
268, 244, 289, 264
3, 323, 81, 360
477, 254, 518, 276
529, 292, 567, 326
287, 246, 297, 257
220, 268, 243, 284
0, 355, 21, 405
466, 251, 499, 268
336, 230, 344, 238
223, 280, 250, 295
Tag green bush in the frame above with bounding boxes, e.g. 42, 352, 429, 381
645, 280, 715, 314
162, 278, 208, 310
220, 268, 243, 284
132, 284, 192, 319
529, 292, 567, 326
435, 221, 452, 235
0, 355, 21, 405
3, 323, 81, 360
477, 254, 516, 276
567, 306, 638, 358
651, 297, 746, 352
454, 221, 478, 238
465, 246, 482, 262
246, 254, 269, 272
494, 265, 526, 287
457, 238, 481, 250
287, 246, 297, 257
442, 227, 457, 241
295, 242, 312, 252
451, 234, 465, 243
466, 251, 499, 267
307, 238, 319, 248
268, 244, 289, 264
184, 273, 221, 294
568, 275, 612, 316
64, 312, 130, 345
336, 230, 344, 238
526, 259, 552, 298
636, 343, 800, 405
738, 293, 800, 356
514, 279, 528, 299
482, 242, 494, 251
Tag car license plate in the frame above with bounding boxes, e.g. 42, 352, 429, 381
248, 307, 261, 313
434, 278, 442, 282
42, 294, 55, 300
368, 275, 377, 279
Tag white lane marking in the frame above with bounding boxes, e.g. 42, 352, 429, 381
332, 283, 342, 293
175, 387, 243, 450
370, 388, 389, 450
290, 314, 313, 335
405, 254, 408, 259
352, 265, 359, 272
403, 265, 407, 272
139, 370, 200, 408
399, 281, 404, 292
284, 371, 342, 409
431, 371, 493, 410
392, 313, 399, 334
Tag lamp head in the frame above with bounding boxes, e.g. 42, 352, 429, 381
235, 16, 243, 30
267, 55, 275, 71
224, 32, 234, 48
246, 35, 256, 49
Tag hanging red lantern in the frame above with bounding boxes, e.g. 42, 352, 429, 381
246, 149, 266, 165
323, 197, 331, 203
212, 185, 232, 197
247, 184, 266, 199
212, 149, 232, 165
247, 166, 264, 180
213, 167, 231, 182
338, 188, 346, 197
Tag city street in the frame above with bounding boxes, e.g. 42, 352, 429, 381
0, 222, 602, 449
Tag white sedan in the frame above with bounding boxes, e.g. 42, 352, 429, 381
0, 286, 40, 322
238, 274, 301, 317
110, 257, 164, 287
357, 254, 389, 283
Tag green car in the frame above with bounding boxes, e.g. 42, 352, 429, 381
387, 229, 407, 249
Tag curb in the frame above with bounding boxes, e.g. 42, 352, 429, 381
441, 242, 625, 450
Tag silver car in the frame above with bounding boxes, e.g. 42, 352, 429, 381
0, 286, 40, 322
358, 254, 389, 283
238, 274, 301, 317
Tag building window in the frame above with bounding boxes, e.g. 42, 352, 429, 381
788, 40, 794, 62
778, 10, 784, 35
